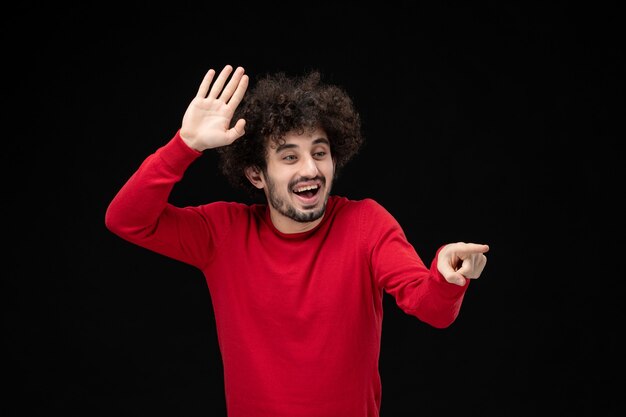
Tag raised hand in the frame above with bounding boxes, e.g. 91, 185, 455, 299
180, 65, 249, 151
437, 242, 489, 286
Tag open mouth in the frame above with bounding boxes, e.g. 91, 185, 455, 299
293, 184, 320, 199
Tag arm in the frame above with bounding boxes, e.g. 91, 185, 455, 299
104, 65, 249, 265
365, 201, 489, 328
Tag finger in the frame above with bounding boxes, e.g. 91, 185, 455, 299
196, 69, 216, 98
456, 255, 487, 279
438, 260, 456, 278
226, 119, 247, 143
455, 243, 490, 257
207, 65, 234, 99
227, 73, 249, 107
219, 67, 247, 103
456, 261, 476, 279
446, 272, 467, 286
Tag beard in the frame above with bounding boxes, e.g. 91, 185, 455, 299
265, 173, 330, 223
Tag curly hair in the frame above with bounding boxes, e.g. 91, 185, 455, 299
217, 70, 364, 196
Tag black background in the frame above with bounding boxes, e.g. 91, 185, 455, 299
4, 3, 624, 416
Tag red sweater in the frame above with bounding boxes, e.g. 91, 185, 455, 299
105, 131, 469, 417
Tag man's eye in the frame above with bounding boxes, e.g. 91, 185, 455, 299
283, 155, 297, 161
314, 151, 327, 158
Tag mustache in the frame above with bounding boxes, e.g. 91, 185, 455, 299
289, 176, 326, 189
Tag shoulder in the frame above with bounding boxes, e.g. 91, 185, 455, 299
329, 195, 396, 224
196, 201, 265, 222
328, 196, 405, 252
330, 195, 387, 211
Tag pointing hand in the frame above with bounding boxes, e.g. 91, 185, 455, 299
437, 242, 489, 286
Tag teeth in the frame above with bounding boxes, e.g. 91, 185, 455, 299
294, 185, 319, 192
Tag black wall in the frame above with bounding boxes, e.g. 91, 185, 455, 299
5, 3, 623, 416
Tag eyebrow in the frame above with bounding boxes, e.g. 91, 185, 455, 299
274, 138, 330, 153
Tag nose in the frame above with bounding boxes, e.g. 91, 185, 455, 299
299, 155, 319, 178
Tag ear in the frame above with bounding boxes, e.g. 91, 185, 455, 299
244, 166, 265, 189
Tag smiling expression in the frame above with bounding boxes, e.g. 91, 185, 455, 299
246, 127, 335, 234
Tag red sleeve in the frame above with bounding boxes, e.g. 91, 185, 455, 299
362, 199, 469, 328
104, 130, 216, 268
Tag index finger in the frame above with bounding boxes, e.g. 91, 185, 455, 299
196, 68, 217, 98
456, 243, 490, 255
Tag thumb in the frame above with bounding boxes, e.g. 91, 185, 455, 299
225, 119, 246, 144
443, 272, 467, 286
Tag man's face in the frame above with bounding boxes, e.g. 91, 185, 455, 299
254, 127, 335, 233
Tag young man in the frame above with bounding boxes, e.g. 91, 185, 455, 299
105, 64, 489, 417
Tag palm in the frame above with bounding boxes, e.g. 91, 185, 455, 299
180, 65, 249, 150
182, 96, 237, 144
